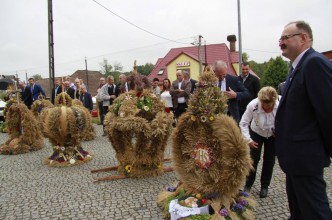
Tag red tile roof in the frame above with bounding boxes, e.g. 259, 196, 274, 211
149, 43, 239, 80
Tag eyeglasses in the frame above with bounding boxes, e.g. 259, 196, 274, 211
279, 33, 302, 41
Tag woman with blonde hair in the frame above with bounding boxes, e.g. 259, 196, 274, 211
239, 86, 279, 198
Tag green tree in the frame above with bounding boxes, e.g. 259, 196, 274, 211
31, 74, 43, 81
100, 59, 112, 75
113, 61, 123, 72
261, 56, 289, 89
249, 60, 268, 79
137, 63, 154, 76
242, 52, 249, 62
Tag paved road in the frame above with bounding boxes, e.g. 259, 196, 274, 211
0, 125, 331, 220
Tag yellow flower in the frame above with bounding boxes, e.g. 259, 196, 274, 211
143, 106, 150, 111
209, 116, 214, 121
196, 193, 202, 199
191, 115, 196, 121
125, 164, 132, 173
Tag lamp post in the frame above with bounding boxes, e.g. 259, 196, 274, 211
237, 0, 242, 76
85, 57, 89, 91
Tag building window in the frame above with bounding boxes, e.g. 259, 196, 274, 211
158, 69, 164, 75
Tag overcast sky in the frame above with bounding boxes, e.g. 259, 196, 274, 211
1, 0, 331, 80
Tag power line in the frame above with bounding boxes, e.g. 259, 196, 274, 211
91, 0, 189, 45
243, 48, 279, 54
1, 37, 195, 75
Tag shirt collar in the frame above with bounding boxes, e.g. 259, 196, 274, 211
292, 48, 310, 70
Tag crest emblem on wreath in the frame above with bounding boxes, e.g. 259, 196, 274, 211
192, 143, 214, 169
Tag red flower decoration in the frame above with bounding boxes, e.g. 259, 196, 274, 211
165, 107, 171, 113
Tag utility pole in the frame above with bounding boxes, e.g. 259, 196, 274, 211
237, 0, 243, 76
48, 0, 55, 96
204, 40, 208, 68
198, 35, 203, 75
85, 57, 89, 91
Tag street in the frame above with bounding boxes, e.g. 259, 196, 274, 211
0, 125, 331, 219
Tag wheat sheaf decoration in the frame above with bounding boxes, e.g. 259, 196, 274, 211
40, 92, 94, 167
92, 62, 174, 181
158, 67, 256, 220
71, 99, 96, 141
0, 103, 44, 155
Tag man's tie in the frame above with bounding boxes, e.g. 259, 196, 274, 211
284, 66, 294, 90
218, 80, 222, 90
108, 85, 113, 95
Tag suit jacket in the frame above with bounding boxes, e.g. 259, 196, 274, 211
116, 82, 129, 94
224, 74, 249, 123
31, 83, 46, 101
80, 92, 93, 111
98, 83, 119, 107
51, 85, 62, 104
66, 87, 75, 99
238, 73, 261, 116
21, 86, 33, 108
73, 89, 81, 100
275, 48, 332, 175
170, 79, 192, 109
190, 79, 197, 93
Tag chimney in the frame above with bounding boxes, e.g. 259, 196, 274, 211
227, 35, 237, 52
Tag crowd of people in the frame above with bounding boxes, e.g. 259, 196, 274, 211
9, 20, 332, 219
18, 76, 93, 112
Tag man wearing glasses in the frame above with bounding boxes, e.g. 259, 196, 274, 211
275, 20, 332, 219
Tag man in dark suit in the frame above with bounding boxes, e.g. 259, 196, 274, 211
18, 81, 33, 109
63, 80, 75, 99
213, 60, 249, 123
28, 78, 46, 101
79, 85, 93, 111
238, 62, 260, 118
51, 79, 62, 104
170, 70, 191, 118
275, 20, 332, 219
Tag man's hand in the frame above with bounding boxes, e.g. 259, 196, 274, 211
224, 87, 237, 99
249, 141, 258, 149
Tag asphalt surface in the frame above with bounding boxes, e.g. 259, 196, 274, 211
0, 124, 331, 220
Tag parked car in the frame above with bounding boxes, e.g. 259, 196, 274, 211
91, 97, 98, 117
0, 99, 6, 121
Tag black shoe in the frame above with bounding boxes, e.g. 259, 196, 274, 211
259, 188, 268, 198
243, 186, 251, 192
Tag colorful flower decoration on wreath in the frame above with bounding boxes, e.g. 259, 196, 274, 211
187, 67, 228, 123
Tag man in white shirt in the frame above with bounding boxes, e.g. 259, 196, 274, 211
170, 70, 191, 118
97, 75, 119, 135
